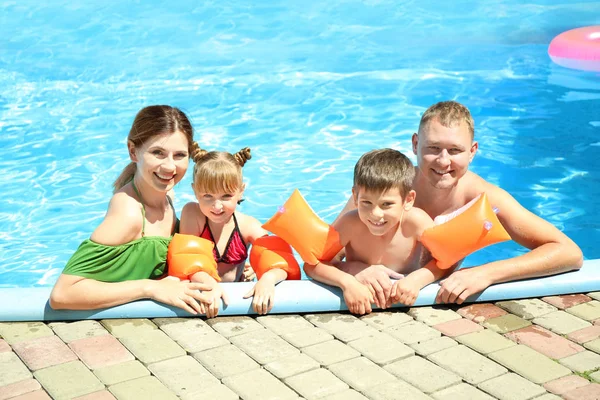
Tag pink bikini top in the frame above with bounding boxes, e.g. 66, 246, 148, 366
200, 214, 248, 265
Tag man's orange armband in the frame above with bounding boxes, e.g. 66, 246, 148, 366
249, 235, 301, 280
262, 189, 343, 265
167, 234, 221, 281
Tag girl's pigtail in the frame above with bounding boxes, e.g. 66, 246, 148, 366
233, 147, 251, 167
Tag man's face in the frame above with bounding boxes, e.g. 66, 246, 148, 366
412, 118, 477, 190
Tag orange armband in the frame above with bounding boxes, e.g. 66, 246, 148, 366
167, 234, 221, 281
262, 189, 343, 265
249, 236, 301, 280
420, 193, 511, 269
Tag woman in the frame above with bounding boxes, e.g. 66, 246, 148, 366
50, 105, 213, 314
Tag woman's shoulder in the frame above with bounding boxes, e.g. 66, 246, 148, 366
90, 191, 144, 245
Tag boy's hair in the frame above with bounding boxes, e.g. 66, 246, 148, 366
191, 143, 251, 194
418, 100, 474, 140
353, 148, 414, 198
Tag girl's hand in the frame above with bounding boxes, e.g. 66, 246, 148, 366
243, 276, 276, 315
242, 263, 256, 282
148, 279, 213, 315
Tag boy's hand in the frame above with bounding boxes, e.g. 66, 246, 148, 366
342, 278, 375, 315
390, 277, 421, 306
243, 274, 277, 315
354, 264, 404, 309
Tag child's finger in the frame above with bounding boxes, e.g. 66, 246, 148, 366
243, 288, 255, 299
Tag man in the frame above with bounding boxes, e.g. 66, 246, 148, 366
335, 100, 583, 308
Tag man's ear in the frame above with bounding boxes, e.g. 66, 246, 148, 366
411, 133, 419, 155
404, 190, 416, 210
128, 140, 138, 162
469, 141, 479, 163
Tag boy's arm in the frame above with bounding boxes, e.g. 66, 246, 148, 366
437, 184, 583, 304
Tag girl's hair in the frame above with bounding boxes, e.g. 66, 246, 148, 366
191, 144, 252, 194
113, 105, 194, 192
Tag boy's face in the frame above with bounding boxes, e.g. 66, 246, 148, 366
352, 186, 415, 237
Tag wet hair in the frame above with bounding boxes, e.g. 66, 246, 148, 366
113, 105, 194, 192
418, 100, 475, 140
191, 143, 251, 195
353, 148, 414, 198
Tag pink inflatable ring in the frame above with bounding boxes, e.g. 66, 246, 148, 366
548, 26, 600, 72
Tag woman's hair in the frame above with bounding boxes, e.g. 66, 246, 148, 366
113, 105, 194, 192
191, 144, 252, 194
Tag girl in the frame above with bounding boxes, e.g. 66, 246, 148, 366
50, 105, 213, 314
179, 144, 293, 317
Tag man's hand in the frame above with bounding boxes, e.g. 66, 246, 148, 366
436, 267, 491, 304
354, 265, 404, 309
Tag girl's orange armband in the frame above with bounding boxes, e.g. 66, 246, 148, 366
262, 189, 343, 265
167, 234, 221, 281
420, 193, 512, 269
249, 236, 301, 280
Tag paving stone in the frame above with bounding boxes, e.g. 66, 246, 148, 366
222, 368, 298, 400
433, 318, 483, 337
321, 389, 368, 400
496, 299, 558, 320
0, 352, 33, 386
0, 322, 54, 344
34, 361, 104, 400
488, 345, 571, 384
179, 383, 238, 400
229, 328, 300, 364
567, 325, 600, 344
155, 317, 214, 339
407, 307, 461, 326
584, 338, 600, 354
119, 329, 185, 365
93, 360, 150, 386
456, 329, 517, 354
531, 394, 561, 400
108, 376, 178, 400
364, 380, 431, 400
482, 314, 531, 333
193, 343, 259, 379
347, 332, 414, 365
285, 368, 349, 399
384, 321, 441, 345
0, 339, 9, 353
477, 372, 546, 400
409, 336, 458, 356
566, 301, 600, 321
148, 355, 220, 398
256, 314, 314, 334
11, 335, 77, 371
69, 334, 134, 369
543, 374, 591, 395
265, 353, 320, 379
504, 325, 585, 359
428, 344, 507, 384
305, 314, 379, 343
281, 327, 334, 348
590, 370, 600, 382
562, 383, 600, 400
432, 383, 493, 400
100, 319, 157, 338
9, 391, 52, 400
360, 311, 413, 330
302, 339, 361, 366
385, 355, 461, 394
542, 294, 592, 310
457, 303, 508, 322
50, 321, 109, 343
206, 316, 264, 338
588, 292, 600, 301
169, 329, 229, 353
72, 391, 116, 400
559, 350, 600, 373
329, 357, 396, 392
533, 311, 591, 335
0, 378, 41, 400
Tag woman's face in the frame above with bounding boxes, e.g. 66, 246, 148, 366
130, 130, 190, 193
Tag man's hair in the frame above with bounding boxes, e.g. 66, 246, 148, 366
353, 148, 414, 198
418, 100, 474, 140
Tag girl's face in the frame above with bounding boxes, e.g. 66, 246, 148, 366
196, 185, 245, 224
130, 131, 190, 194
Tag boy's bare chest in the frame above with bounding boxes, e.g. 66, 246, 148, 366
346, 234, 421, 273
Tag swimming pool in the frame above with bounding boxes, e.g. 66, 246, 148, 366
1, 1, 599, 288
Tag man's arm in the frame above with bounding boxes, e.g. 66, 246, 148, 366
437, 185, 583, 304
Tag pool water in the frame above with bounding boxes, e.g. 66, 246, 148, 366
1, 1, 599, 288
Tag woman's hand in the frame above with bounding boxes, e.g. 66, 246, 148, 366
189, 272, 230, 318
147, 278, 214, 315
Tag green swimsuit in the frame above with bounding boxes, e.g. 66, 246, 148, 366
62, 182, 178, 282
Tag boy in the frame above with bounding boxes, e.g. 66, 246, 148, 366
304, 148, 447, 315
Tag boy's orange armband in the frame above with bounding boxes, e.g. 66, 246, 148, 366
420, 193, 512, 269
262, 189, 343, 265
167, 234, 221, 281
249, 235, 301, 280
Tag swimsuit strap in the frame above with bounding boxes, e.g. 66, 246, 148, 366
130, 179, 146, 237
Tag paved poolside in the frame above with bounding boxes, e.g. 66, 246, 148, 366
1, 294, 600, 400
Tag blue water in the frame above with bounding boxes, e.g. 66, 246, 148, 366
1, 1, 599, 288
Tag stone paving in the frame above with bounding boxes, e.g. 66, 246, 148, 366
2, 293, 600, 399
